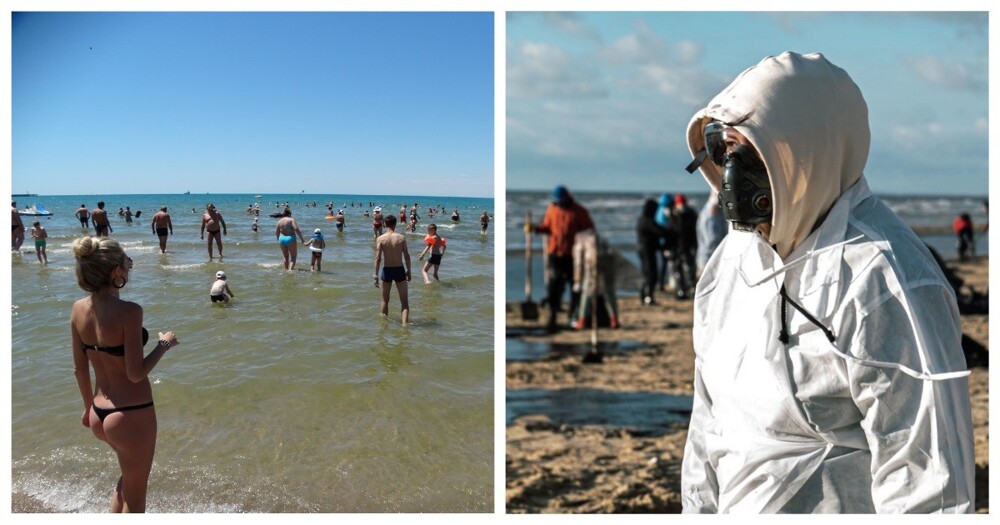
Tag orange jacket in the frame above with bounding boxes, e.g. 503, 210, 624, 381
953, 216, 972, 235
535, 201, 594, 257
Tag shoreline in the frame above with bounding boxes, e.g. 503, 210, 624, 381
11, 494, 55, 514
506, 255, 989, 513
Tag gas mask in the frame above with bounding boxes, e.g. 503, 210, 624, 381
686, 121, 772, 232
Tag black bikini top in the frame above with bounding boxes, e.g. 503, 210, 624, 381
83, 327, 149, 356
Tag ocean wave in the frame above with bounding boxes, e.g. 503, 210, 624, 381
161, 263, 213, 271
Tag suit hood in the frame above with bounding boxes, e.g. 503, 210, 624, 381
686, 52, 870, 258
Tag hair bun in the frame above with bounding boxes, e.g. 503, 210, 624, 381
72, 236, 98, 258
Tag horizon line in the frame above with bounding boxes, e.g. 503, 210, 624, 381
13, 192, 494, 200
505, 188, 988, 199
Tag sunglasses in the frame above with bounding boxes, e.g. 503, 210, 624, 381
126, 256, 133, 269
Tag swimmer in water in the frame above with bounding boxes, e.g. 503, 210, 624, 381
335, 210, 345, 232
30, 221, 48, 264
275, 209, 305, 270
200, 204, 227, 260
374, 215, 412, 325
418, 224, 447, 283
480, 210, 490, 234
303, 228, 326, 272
210, 271, 235, 303
372, 207, 384, 239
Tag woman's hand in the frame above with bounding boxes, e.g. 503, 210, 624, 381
82, 407, 91, 427
159, 331, 179, 348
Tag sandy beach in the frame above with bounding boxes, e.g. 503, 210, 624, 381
506, 255, 989, 513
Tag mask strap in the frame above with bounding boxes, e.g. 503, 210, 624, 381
685, 149, 708, 174
778, 284, 835, 344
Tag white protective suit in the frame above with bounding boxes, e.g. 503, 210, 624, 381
681, 52, 975, 513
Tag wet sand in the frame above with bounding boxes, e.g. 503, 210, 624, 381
506, 256, 989, 513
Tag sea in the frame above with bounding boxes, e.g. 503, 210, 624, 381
505, 190, 990, 300
10, 193, 494, 512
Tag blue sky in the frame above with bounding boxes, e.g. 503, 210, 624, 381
507, 12, 988, 196
12, 12, 494, 197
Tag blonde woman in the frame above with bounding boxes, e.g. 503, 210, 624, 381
69, 237, 179, 512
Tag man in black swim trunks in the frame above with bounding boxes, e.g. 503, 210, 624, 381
374, 214, 412, 325
76, 204, 91, 228
91, 201, 112, 238
151, 207, 173, 254
200, 203, 227, 260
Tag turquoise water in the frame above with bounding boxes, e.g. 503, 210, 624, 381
11, 193, 494, 512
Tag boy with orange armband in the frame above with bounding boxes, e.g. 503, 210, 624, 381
418, 224, 447, 283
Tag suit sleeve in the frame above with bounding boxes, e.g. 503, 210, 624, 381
681, 359, 719, 513
848, 283, 975, 513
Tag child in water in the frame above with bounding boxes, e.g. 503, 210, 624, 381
210, 271, 235, 303
30, 221, 48, 265
303, 228, 326, 271
418, 224, 447, 283
372, 207, 384, 238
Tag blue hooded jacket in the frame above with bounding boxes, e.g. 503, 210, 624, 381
655, 193, 673, 227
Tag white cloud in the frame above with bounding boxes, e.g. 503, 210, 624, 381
601, 20, 668, 65
597, 24, 722, 106
673, 41, 702, 65
888, 120, 970, 152
507, 41, 608, 99
542, 13, 601, 42
508, 22, 728, 188
904, 12, 987, 40
766, 12, 826, 34
901, 54, 987, 91
606, 33, 645, 62
540, 101, 574, 115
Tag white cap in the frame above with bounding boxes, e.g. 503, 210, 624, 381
216, 271, 226, 279
314, 228, 322, 234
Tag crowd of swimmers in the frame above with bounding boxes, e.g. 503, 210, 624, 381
16, 199, 492, 323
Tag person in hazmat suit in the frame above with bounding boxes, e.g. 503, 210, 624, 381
680, 52, 974, 513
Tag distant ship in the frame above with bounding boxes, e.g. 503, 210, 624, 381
184, 191, 191, 194
13, 193, 37, 197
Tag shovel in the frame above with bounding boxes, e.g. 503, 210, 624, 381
591, 233, 599, 347
521, 210, 539, 320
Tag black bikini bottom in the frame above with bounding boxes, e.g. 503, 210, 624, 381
93, 401, 154, 422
